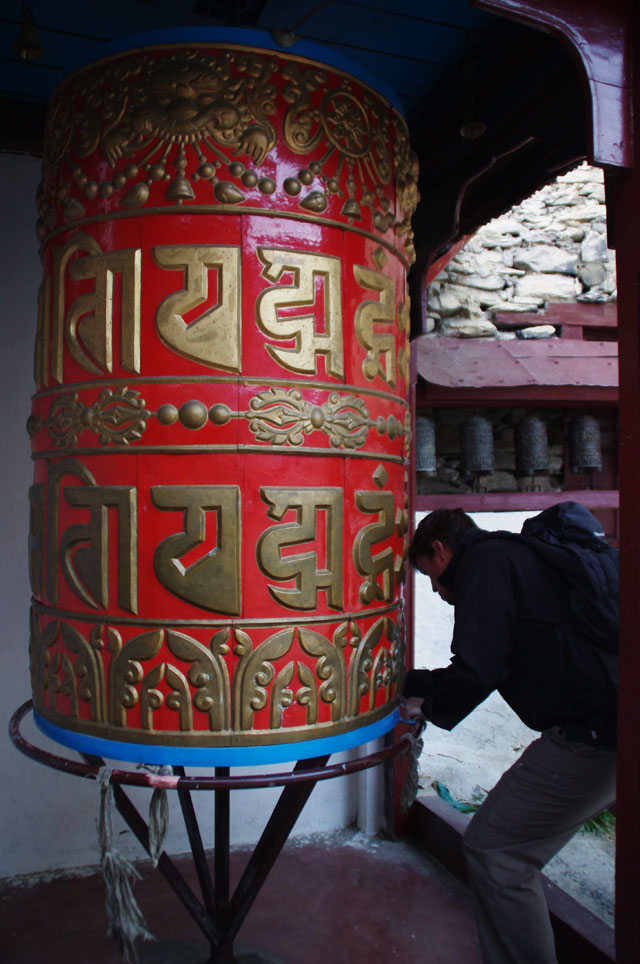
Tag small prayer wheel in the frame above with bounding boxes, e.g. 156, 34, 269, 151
460, 415, 494, 475
569, 415, 602, 473
415, 416, 437, 474
516, 415, 549, 473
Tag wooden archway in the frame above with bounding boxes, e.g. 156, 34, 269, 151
476, 3, 638, 959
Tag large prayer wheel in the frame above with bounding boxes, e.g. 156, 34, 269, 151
27, 29, 418, 764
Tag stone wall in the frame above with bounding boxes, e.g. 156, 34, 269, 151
425, 163, 615, 339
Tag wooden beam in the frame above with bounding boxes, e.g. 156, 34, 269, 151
476, 0, 633, 168
416, 384, 618, 406
415, 490, 619, 512
494, 303, 618, 329
609, 162, 640, 964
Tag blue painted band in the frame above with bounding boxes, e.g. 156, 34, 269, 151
34, 709, 400, 767
64, 26, 403, 115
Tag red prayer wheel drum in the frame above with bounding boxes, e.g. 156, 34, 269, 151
28, 30, 419, 764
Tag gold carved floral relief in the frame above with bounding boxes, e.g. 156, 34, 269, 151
31, 613, 404, 744
38, 45, 418, 263
35, 384, 409, 454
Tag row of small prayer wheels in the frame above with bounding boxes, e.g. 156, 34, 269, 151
416, 413, 603, 477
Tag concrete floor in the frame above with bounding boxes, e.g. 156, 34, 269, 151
1, 831, 482, 964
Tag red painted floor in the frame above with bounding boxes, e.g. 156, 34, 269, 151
1, 832, 482, 964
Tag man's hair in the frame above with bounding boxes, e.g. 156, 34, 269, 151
408, 508, 477, 566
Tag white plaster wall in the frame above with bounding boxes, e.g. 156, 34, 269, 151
413, 510, 541, 802
0, 153, 373, 880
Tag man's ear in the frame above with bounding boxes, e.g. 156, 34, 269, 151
431, 540, 453, 571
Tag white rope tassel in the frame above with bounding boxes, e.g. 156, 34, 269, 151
400, 731, 425, 815
146, 766, 172, 867
97, 768, 154, 964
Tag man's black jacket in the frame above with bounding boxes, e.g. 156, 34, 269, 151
404, 528, 617, 746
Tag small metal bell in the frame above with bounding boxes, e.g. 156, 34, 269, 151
13, 7, 43, 61
341, 198, 362, 220
165, 176, 196, 202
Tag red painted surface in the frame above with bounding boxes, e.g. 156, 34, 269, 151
476, 0, 633, 167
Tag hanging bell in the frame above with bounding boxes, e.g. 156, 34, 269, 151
516, 415, 549, 473
341, 198, 362, 220
460, 415, 494, 475
165, 176, 196, 202
569, 414, 602, 472
13, 7, 43, 61
415, 415, 436, 474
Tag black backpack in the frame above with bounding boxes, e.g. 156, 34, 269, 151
518, 502, 619, 687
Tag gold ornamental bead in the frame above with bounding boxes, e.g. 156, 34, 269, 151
258, 177, 276, 195
157, 404, 179, 425
209, 404, 232, 426
179, 400, 209, 429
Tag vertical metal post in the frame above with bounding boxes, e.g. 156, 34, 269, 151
213, 767, 233, 962
220, 756, 329, 948
175, 765, 216, 922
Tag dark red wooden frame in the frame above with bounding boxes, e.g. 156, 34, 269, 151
415, 3, 639, 958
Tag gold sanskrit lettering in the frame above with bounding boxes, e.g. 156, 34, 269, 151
353, 254, 397, 387
257, 487, 343, 610
353, 467, 396, 603
60, 484, 138, 613
151, 485, 241, 614
47, 457, 96, 605
51, 233, 102, 384
256, 248, 344, 377
153, 244, 241, 371
66, 248, 141, 375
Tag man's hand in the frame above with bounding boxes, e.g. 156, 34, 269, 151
403, 696, 427, 721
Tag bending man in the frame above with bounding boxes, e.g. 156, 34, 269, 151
404, 507, 617, 964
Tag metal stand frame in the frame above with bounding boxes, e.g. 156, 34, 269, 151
10, 700, 422, 964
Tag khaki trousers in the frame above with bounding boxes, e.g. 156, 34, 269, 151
463, 729, 616, 964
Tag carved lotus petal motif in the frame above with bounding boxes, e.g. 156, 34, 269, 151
123, 182, 150, 207
214, 181, 246, 204
64, 198, 86, 220
299, 191, 328, 213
